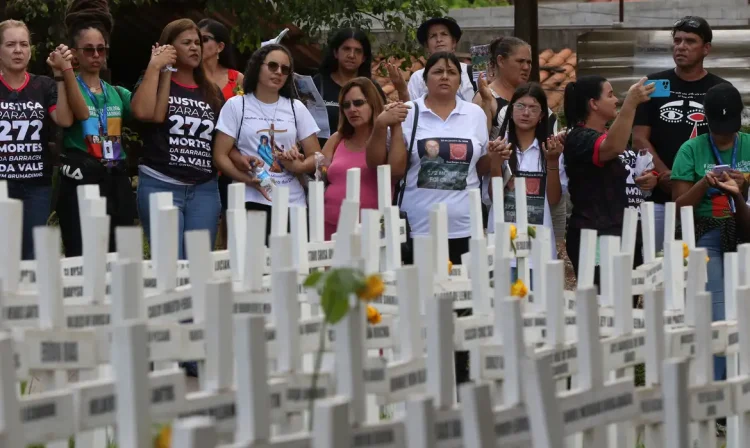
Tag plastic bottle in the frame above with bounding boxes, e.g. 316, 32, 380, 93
253, 165, 275, 197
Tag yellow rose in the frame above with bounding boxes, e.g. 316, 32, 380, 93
510, 224, 517, 240
155, 425, 171, 448
366, 304, 382, 325
683, 242, 689, 259
511, 278, 528, 298
448, 260, 453, 274
357, 274, 385, 302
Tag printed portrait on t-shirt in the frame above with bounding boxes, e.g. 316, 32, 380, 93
504, 172, 546, 225
257, 134, 273, 167
619, 148, 645, 210
256, 124, 288, 173
416, 137, 472, 190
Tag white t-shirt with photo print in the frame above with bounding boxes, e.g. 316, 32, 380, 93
216, 93, 320, 205
399, 96, 489, 238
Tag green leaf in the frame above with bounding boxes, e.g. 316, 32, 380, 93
303, 270, 325, 288
323, 287, 350, 324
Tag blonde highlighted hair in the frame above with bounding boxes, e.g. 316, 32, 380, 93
0, 20, 30, 44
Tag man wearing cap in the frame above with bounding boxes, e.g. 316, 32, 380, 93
672, 83, 750, 385
407, 17, 477, 102
633, 16, 728, 253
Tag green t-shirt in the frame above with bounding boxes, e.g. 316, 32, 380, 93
63, 81, 132, 160
671, 132, 750, 219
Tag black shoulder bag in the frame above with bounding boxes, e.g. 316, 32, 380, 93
394, 103, 419, 265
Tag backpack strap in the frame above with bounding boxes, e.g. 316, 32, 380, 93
237, 95, 244, 142
397, 102, 420, 208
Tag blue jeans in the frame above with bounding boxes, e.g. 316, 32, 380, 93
653, 203, 665, 255
697, 228, 725, 381
8, 182, 52, 260
136, 171, 221, 260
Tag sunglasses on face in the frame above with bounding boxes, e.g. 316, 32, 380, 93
77, 46, 109, 57
202, 35, 216, 43
342, 99, 367, 110
263, 61, 291, 76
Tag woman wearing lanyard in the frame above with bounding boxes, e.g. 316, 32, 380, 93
0, 19, 87, 260
131, 19, 224, 259
672, 83, 750, 382
57, 0, 136, 257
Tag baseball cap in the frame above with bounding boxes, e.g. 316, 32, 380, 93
416, 17, 462, 47
704, 83, 743, 135
672, 16, 712, 43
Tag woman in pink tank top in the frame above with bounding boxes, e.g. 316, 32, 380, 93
323, 77, 387, 240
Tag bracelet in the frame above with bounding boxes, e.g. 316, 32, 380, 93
547, 167, 560, 171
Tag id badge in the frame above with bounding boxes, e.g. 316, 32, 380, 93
102, 140, 114, 160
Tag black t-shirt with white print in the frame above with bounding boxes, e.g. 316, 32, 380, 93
0, 73, 58, 184
634, 69, 727, 204
140, 81, 220, 184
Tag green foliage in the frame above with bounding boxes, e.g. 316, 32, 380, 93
305, 267, 368, 324
206, 0, 447, 62
438, 0, 508, 8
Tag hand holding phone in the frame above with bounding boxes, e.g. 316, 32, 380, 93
645, 79, 671, 98
712, 164, 732, 174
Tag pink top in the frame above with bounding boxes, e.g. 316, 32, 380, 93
324, 139, 380, 240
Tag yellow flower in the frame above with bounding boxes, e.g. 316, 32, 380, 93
357, 274, 385, 301
155, 425, 171, 448
234, 85, 244, 96
510, 224, 517, 240
706, 256, 710, 263
683, 242, 689, 259
448, 260, 453, 274
366, 304, 382, 325
511, 279, 528, 298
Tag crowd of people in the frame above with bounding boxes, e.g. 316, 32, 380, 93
1, 2, 749, 383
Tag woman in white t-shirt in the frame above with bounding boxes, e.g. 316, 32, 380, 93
214, 43, 320, 240
367, 51, 490, 264
486, 83, 565, 279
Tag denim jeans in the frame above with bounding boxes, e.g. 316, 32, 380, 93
653, 203, 665, 255
697, 228, 725, 381
8, 182, 52, 260
136, 171, 221, 260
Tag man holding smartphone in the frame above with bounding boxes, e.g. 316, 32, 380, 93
633, 16, 728, 252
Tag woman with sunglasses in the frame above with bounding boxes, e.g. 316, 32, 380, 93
0, 19, 87, 260
214, 44, 321, 241
321, 77, 385, 240
131, 18, 224, 259
486, 83, 564, 280
56, 0, 138, 257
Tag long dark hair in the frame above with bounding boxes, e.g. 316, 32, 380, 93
499, 83, 550, 173
488, 36, 528, 73
243, 43, 296, 99
563, 75, 607, 129
319, 28, 373, 78
65, 0, 114, 47
159, 19, 223, 113
337, 77, 384, 139
197, 18, 237, 70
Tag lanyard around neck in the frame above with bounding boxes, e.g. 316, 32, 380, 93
77, 76, 109, 136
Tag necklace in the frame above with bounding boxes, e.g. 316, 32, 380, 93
254, 93, 280, 125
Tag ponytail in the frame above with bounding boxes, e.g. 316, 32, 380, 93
563, 75, 606, 130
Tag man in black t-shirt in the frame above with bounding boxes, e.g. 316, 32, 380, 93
633, 16, 728, 252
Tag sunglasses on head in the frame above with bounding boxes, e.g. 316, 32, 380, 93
77, 46, 109, 57
674, 18, 702, 29
263, 61, 291, 76
342, 99, 367, 110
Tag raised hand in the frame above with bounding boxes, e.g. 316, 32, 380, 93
385, 62, 407, 92
477, 73, 493, 103
377, 101, 411, 126
47, 44, 73, 73
149, 44, 177, 70
625, 77, 655, 108
542, 136, 563, 163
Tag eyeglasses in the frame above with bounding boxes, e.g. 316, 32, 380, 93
77, 46, 109, 57
512, 103, 542, 115
202, 35, 217, 43
263, 61, 291, 76
342, 99, 367, 110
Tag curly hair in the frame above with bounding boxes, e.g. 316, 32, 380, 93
64, 0, 114, 46
242, 43, 296, 99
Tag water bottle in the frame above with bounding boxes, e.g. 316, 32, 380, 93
253, 165, 275, 197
